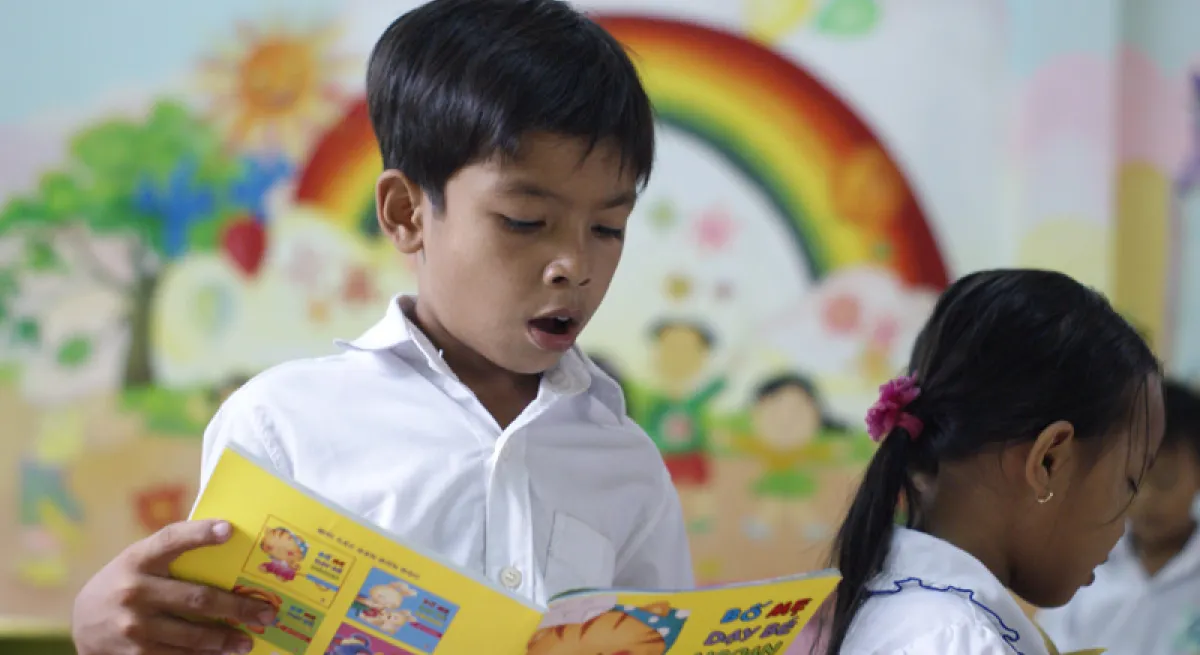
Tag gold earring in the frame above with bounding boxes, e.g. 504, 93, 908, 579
1037, 490, 1054, 504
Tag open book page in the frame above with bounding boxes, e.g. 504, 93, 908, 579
527, 571, 839, 655
171, 445, 543, 655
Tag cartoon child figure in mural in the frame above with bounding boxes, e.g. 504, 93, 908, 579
735, 373, 863, 541
258, 526, 308, 582
639, 320, 727, 534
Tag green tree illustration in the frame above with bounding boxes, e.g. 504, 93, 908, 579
0, 100, 244, 389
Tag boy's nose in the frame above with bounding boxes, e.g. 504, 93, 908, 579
544, 252, 592, 287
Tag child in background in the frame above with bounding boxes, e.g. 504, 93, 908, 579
1037, 379, 1200, 655
70, 2, 692, 655
823, 269, 1164, 654
641, 320, 727, 533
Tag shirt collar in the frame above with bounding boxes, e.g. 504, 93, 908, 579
333, 295, 625, 412
872, 527, 1042, 652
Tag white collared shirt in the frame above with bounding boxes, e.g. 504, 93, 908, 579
841, 528, 1050, 655
1037, 529, 1200, 655
196, 295, 693, 605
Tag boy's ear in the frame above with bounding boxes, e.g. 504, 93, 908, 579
377, 169, 426, 254
1025, 420, 1075, 503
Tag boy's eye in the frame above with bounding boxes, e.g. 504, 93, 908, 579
499, 215, 544, 232
593, 225, 624, 240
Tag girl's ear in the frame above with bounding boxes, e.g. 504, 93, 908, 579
1025, 420, 1076, 503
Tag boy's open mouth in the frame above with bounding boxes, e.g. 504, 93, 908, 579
529, 316, 575, 335
527, 313, 581, 352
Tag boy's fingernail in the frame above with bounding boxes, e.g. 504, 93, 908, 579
212, 521, 232, 540
236, 636, 254, 653
257, 609, 276, 626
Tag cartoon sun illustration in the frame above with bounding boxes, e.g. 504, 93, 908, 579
198, 21, 356, 157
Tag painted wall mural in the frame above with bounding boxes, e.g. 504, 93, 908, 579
3, 0, 1197, 631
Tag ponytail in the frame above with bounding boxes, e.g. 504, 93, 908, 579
824, 426, 921, 654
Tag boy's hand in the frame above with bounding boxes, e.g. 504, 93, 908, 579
72, 519, 277, 655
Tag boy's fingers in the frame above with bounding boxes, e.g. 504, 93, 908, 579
133, 520, 233, 570
143, 615, 254, 654
138, 647, 202, 655
140, 576, 276, 626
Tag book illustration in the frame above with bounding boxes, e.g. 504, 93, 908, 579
243, 516, 357, 609
325, 624, 415, 655
227, 577, 326, 655
349, 579, 416, 632
347, 567, 460, 653
259, 526, 308, 582
527, 598, 689, 655
229, 584, 284, 635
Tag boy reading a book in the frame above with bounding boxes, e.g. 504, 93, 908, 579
70, 2, 692, 654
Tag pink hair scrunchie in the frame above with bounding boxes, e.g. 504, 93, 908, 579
865, 375, 924, 443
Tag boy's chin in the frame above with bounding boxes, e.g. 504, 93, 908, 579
495, 347, 567, 377
1130, 518, 1193, 547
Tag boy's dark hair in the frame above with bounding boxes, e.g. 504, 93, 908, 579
1162, 379, 1200, 459
650, 320, 715, 348
825, 269, 1160, 653
367, 0, 655, 209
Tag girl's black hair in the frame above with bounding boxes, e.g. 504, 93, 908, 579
825, 269, 1160, 653
754, 372, 847, 432
1161, 379, 1200, 459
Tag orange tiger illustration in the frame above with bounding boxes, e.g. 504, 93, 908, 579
526, 601, 689, 655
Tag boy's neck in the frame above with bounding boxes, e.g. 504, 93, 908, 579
405, 298, 540, 428
1133, 522, 1196, 577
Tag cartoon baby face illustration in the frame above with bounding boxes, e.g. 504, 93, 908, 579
362, 608, 415, 634
365, 581, 416, 610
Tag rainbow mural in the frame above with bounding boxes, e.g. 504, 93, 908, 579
294, 15, 948, 288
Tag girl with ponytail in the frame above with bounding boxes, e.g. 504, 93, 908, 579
825, 269, 1164, 654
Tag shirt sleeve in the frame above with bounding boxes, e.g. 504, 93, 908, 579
197, 383, 292, 493
611, 422, 695, 590
894, 621, 1022, 655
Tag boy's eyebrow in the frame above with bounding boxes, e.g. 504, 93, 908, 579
499, 180, 638, 209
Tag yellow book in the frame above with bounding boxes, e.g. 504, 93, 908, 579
172, 445, 839, 655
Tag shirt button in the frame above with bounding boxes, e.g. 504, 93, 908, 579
500, 566, 523, 590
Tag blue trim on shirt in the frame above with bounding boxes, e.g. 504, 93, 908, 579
868, 577, 1025, 654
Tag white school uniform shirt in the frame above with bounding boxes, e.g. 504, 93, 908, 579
841, 528, 1050, 655
196, 295, 694, 605
1036, 530, 1200, 655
